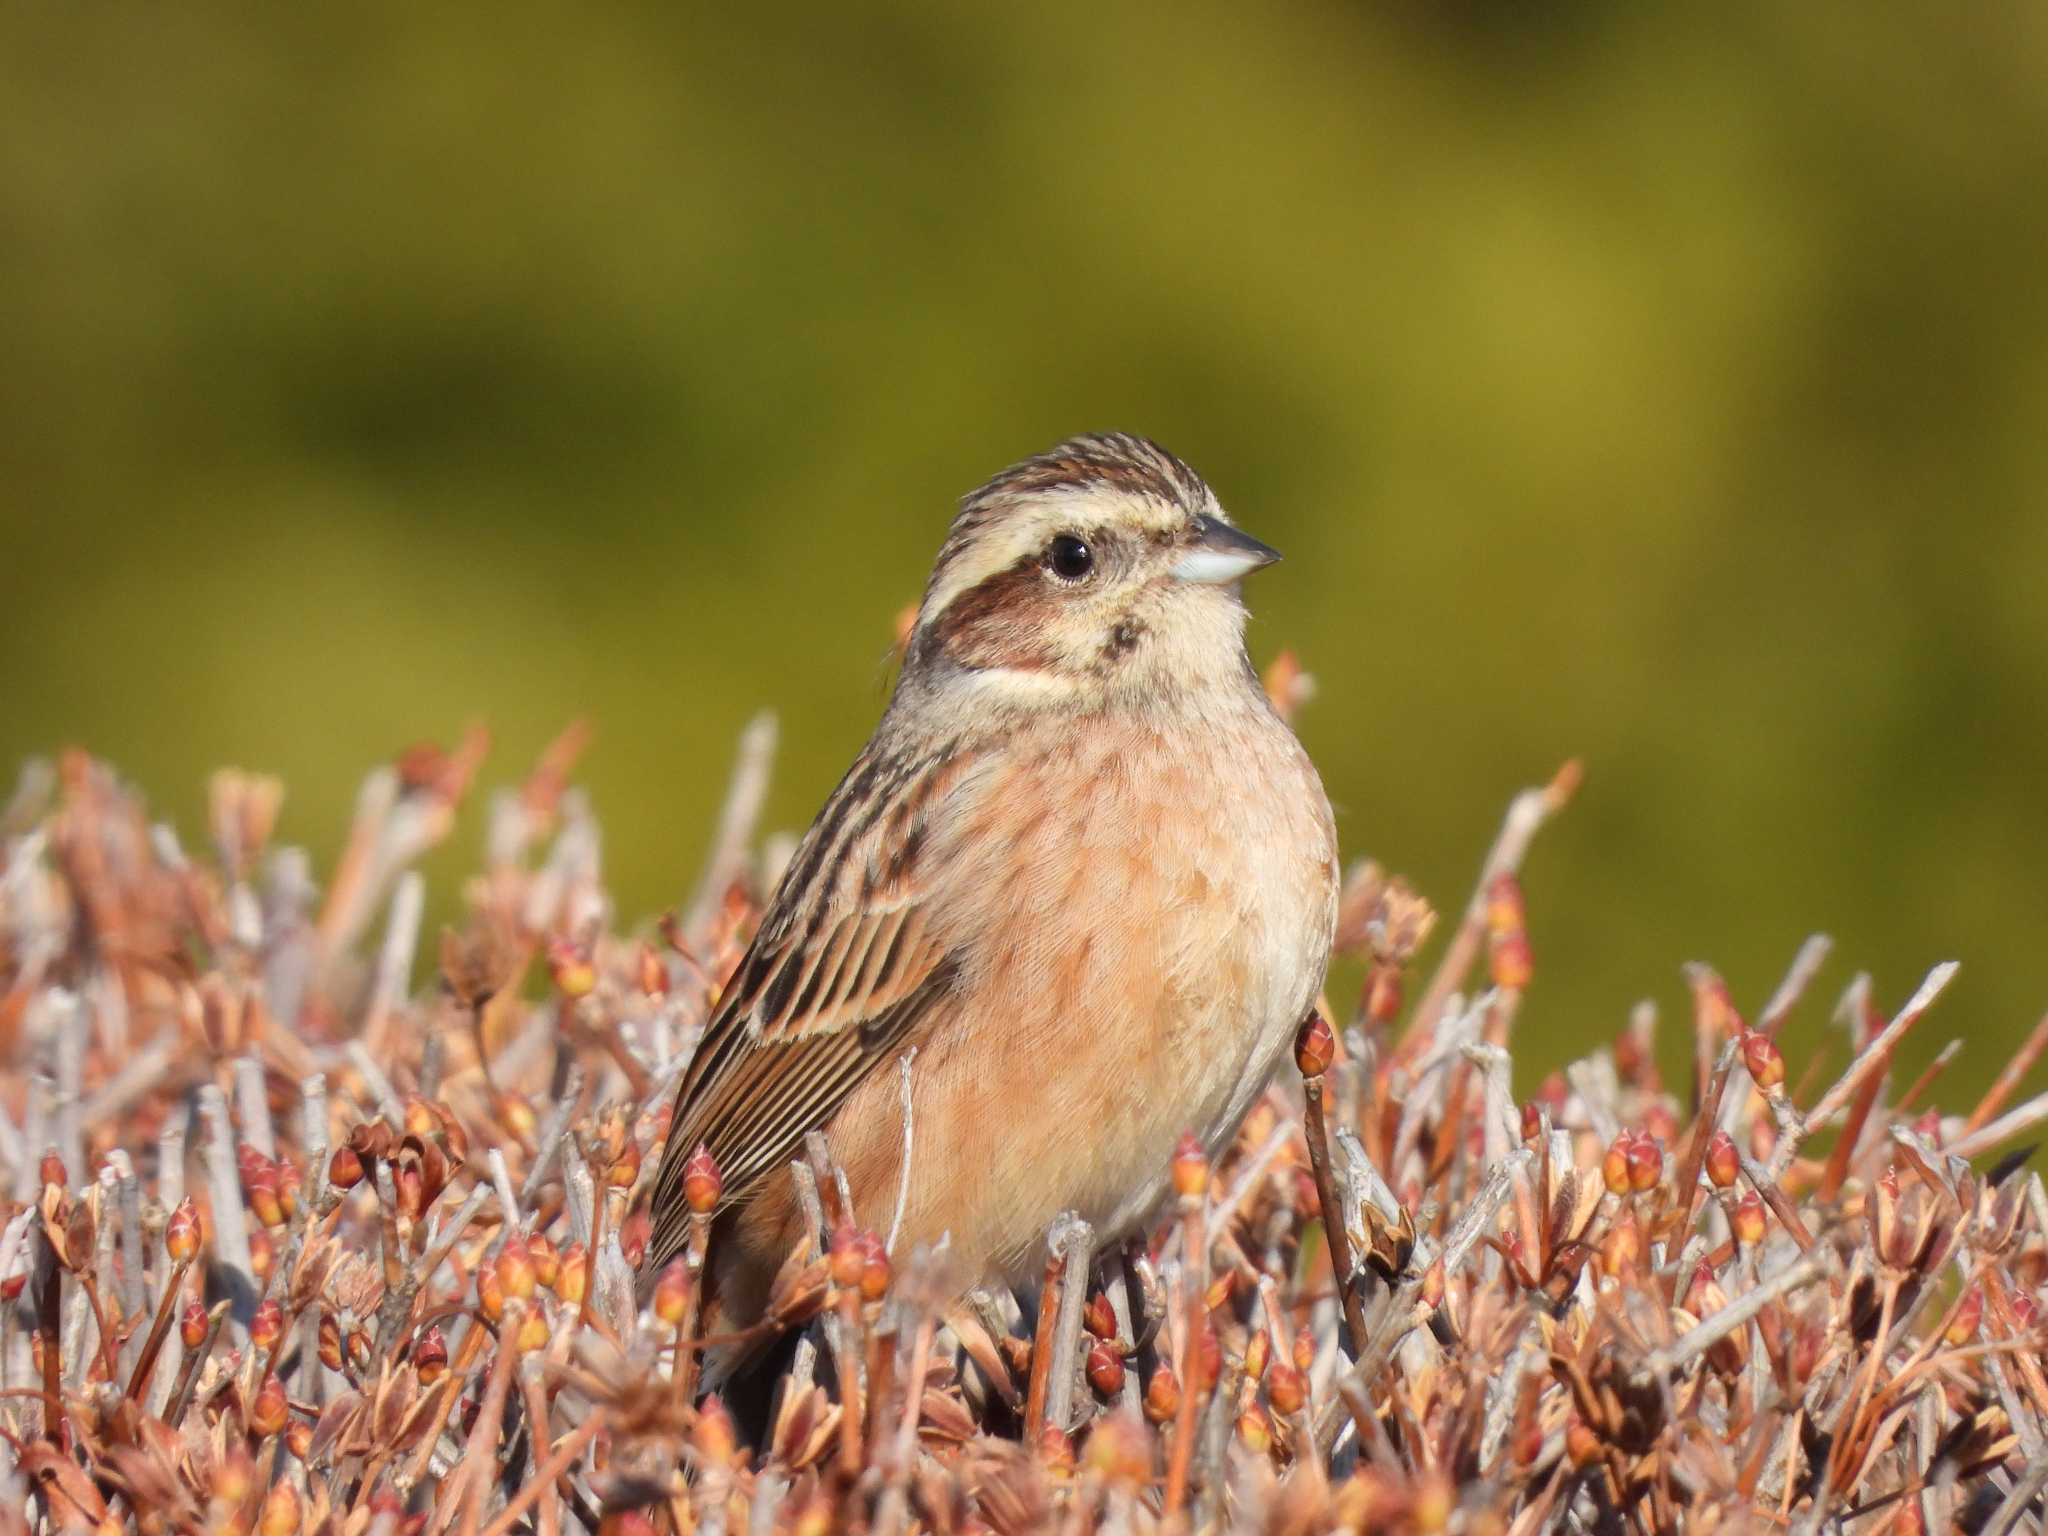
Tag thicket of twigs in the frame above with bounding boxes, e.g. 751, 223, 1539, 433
3, 673, 2047, 1535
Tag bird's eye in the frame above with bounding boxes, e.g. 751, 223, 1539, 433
1046, 533, 1094, 580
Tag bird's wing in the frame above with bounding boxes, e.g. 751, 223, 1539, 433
647, 739, 971, 1264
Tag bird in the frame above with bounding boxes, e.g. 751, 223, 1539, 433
645, 431, 1339, 1373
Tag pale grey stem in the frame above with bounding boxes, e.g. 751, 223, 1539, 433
86, 1166, 121, 1378
791, 1157, 826, 1245
60, 1259, 91, 1389
1757, 1355, 1843, 1505
370, 1159, 416, 1350
346, 1042, 407, 1127
520, 1064, 585, 1204
322, 767, 399, 960
0, 1212, 30, 1320
1442, 1150, 1530, 1277
1194, 1351, 1242, 1530
149, 1109, 188, 1416
1309, 1157, 1520, 1457
683, 712, 778, 945
787, 1335, 818, 1393
1916, 1381, 1950, 1536
18, 1073, 50, 1204
1770, 960, 1959, 1180
1207, 1119, 1295, 1243
1645, 1249, 1830, 1375
1978, 1449, 2048, 1536
1335, 1128, 1404, 1226
199, 1084, 257, 1333
234, 1054, 275, 1160
1479, 1319, 1543, 1472
489, 1148, 523, 1232
415, 1185, 493, 1301
833, 1162, 855, 1228
1463, 1041, 1519, 1165
1105, 1262, 1140, 1414
886, 1047, 918, 1256
1757, 934, 1834, 1033
299, 1073, 328, 1212
1409, 767, 1576, 1041
52, 992, 85, 1189
635, 1053, 690, 1128
564, 1156, 596, 1249
0, 1100, 22, 1194
76, 1037, 176, 1130
364, 869, 425, 1038
1040, 1214, 1095, 1434
792, 1160, 852, 1388
1390, 994, 1482, 1179
1565, 1059, 1622, 1145
1974, 1458, 2048, 1536
418, 1029, 446, 1101
107, 1150, 146, 1377
261, 845, 318, 1025
1947, 1088, 2048, 1160
747, 1472, 789, 1536
596, 1226, 635, 1335
1987, 1349, 2045, 1461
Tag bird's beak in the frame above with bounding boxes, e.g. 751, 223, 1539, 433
1171, 515, 1282, 585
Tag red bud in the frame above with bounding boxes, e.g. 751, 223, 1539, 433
682, 1144, 723, 1214
1294, 1012, 1335, 1078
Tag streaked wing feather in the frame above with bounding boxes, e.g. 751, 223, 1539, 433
647, 740, 968, 1269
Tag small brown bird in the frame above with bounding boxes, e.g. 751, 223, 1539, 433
647, 433, 1338, 1357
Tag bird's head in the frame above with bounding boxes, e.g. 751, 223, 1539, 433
905, 433, 1280, 709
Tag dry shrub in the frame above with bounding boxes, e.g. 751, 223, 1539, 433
1, 675, 2045, 1534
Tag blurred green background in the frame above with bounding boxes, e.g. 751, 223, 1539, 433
6, 4, 2046, 1100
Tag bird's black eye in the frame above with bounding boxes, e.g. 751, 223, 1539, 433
1047, 533, 1093, 580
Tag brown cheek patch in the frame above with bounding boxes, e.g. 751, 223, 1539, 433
922, 556, 1060, 671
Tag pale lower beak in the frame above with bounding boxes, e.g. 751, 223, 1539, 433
1171, 515, 1282, 585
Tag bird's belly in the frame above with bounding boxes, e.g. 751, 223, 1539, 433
823, 719, 1337, 1280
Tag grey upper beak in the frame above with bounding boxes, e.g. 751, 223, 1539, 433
1170, 515, 1283, 585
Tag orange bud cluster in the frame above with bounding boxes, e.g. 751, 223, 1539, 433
1086, 1338, 1126, 1398
1083, 1293, 1117, 1340
653, 1260, 691, 1327
1602, 1130, 1664, 1195
239, 1144, 287, 1228
166, 1197, 201, 1262
260, 1483, 301, 1536
1237, 1400, 1275, 1455
248, 1228, 275, 1282
1268, 1359, 1307, 1415
1143, 1365, 1181, 1425
1739, 1028, 1786, 1090
1362, 964, 1404, 1029
1294, 1011, 1335, 1078
1705, 1130, 1740, 1189
248, 1373, 289, 1437
556, 1242, 589, 1306
523, 1230, 559, 1288
546, 937, 598, 999
1730, 1192, 1767, 1247
682, 1143, 724, 1213
250, 1299, 283, 1353
415, 1326, 449, 1384
1946, 1286, 1984, 1346
327, 1145, 365, 1190
1485, 873, 1533, 990
1171, 1132, 1209, 1199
